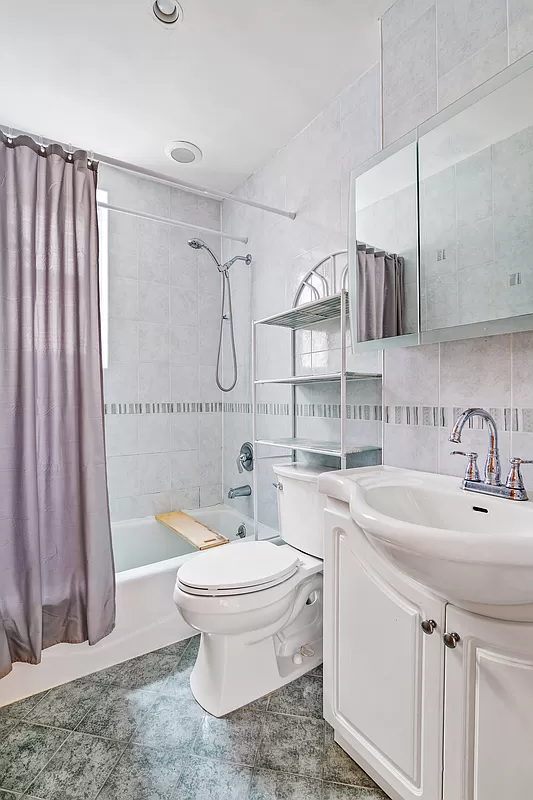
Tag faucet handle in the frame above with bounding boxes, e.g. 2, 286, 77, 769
505, 458, 533, 491
451, 451, 480, 482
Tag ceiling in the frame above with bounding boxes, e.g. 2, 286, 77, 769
0, 0, 390, 193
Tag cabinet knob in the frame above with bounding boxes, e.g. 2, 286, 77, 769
443, 632, 461, 649
421, 619, 437, 635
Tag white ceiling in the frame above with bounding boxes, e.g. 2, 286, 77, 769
0, 0, 390, 193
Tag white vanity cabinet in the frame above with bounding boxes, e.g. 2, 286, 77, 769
443, 607, 533, 800
323, 504, 446, 800
323, 499, 533, 800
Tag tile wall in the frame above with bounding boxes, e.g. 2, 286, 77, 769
99, 166, 223, 522
222, 0, 533, 529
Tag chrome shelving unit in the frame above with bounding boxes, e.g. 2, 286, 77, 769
251, 251, 383, 529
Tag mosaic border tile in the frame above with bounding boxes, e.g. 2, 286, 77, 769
104, 402, 223, 415
383, 406, 533, 433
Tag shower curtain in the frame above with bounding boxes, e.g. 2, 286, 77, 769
0, 133, 115, 678
356, 246, 405, 342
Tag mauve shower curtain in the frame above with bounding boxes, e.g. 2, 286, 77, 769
356, 246, 405, 342
0, 133, 115, 678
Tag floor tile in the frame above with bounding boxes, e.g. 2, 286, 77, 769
0, 693, 49, 721
132, 694, 204, 751
26, 680, 103, 731
267, 675, 323, 719
0, 721, 16, 742
323, 783, 390, 799
0, 723, 68, 793
255, 714, 325, 778
159, 637, 199, 697
173, 755, 252, 800
97, 743, 185, 800
323, 725, 380, 789
26, 731, 122, 800
249, 768, 322, 799
0, 791, 20, 799
91, 640, 191, 692
192, 708, 263, 766
310, 663, 323, 677
76, 685, 156, 741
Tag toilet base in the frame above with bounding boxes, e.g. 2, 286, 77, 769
190, 630, 322, 717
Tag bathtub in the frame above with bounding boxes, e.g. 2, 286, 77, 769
0, 504, 271, 707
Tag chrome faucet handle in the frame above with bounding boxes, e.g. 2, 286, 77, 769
451, 451, 480, 482
236, 454, 245, 474
505, 458, 533, 491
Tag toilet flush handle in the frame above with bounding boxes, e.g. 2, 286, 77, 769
272, 481, 283, 490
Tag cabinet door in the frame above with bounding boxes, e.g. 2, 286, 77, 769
444, 606, 533, 800
325, 518, 445, 800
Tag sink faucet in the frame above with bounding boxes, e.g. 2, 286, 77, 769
228, 485, 252, 499
449, 407, 532, 501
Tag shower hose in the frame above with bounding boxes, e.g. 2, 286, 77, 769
216, 266, 238, 392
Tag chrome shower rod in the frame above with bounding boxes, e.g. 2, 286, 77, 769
98, 201, 248, 244
98, 153, 297, 220
0, 123, 297, 221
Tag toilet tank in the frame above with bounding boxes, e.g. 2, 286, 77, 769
272, 463, 336, 559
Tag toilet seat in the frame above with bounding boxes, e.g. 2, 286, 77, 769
177, 540, 301, 597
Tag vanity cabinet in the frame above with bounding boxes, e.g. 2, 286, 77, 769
324, 503, 533, 800
324, 508, 445, 800
443, 607, 533, 800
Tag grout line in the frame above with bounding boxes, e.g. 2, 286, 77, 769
21, 728, 76, 797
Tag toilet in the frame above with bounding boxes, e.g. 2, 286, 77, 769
173, 463, 332, 717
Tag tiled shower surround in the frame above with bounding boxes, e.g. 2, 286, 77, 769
99, 165, 224, 521
221, 0, 533, 530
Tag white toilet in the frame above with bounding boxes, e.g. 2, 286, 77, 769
173, 463, 332, 717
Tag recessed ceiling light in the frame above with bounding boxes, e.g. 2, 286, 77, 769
152, 0, 183, 25
165, 140, 203, 164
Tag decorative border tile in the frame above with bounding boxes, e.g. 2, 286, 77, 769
384, 406, 533, 433
104, 402, 223, 415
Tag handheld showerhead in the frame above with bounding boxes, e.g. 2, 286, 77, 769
188, 238, 205, 250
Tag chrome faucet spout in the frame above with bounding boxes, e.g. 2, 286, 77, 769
449, 407, 501, 487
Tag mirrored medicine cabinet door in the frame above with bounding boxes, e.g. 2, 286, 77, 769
348, 50, 533, 352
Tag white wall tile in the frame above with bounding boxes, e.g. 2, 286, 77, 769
108, 319, 139, 363
171, 450, 200, 490
138, 220, 169, 284
440, 335, 512, 407
138, 362, 170, 402
109, 277, 138, 321
437, 0, 507, 78
171, 487, 200, 510
137, 491, 172, 518
138, 452, 171, 495
170, 286, 198, 327
107, 455, 139, 499
171, 414, 199, 451
200, 485, 222, 507
104, 362, 138, 403
170, 326, 199, 365
105, 415, 138, 457
109, 496, 138, 523
171, 365, 199, 402
137, 415, 171, 454
138, 281, 169, 326
139, 322, 169, 363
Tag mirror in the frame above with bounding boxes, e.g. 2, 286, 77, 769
419, 62, 533, 339
348, 135, 419, 352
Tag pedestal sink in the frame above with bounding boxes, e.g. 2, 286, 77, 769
319, 465, 533, 606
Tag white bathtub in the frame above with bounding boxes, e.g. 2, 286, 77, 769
0, 504, 266, 707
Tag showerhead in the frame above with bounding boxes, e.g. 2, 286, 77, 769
188, 238, 221, 268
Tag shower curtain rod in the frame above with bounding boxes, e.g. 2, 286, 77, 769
0, 123, 297, 221
98, 200, 248, 244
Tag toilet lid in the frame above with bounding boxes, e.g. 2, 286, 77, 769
177, 540, 300, 595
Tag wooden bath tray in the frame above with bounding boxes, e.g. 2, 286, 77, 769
155, 511, 229, 550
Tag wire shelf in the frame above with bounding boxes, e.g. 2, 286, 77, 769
256, 292, 348, 329
255, 437, 381, 458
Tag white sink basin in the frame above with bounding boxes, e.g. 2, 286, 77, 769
321, 466, 533, 606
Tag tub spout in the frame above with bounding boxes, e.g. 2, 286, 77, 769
228, 485, 252, 499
